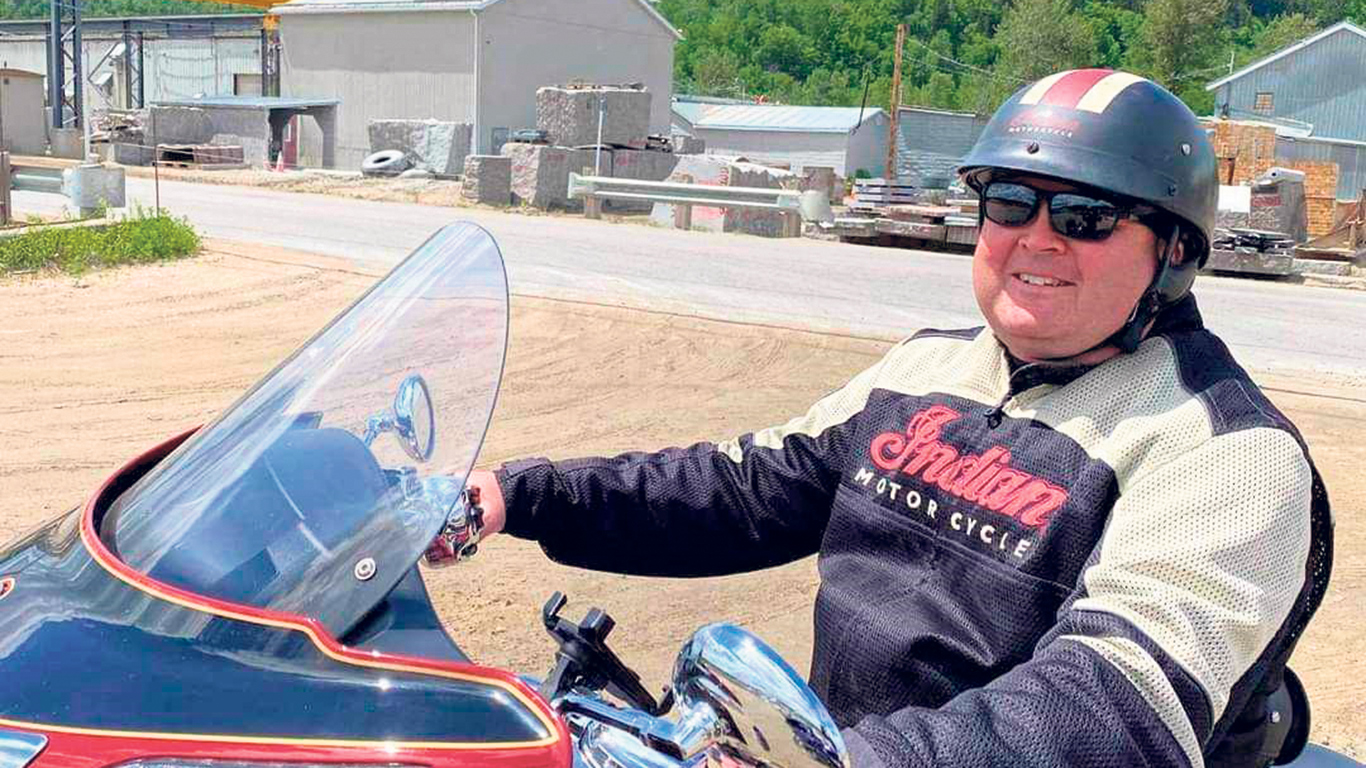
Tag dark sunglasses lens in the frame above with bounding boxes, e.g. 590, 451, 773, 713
982, 183, 1039, 227
1050, 194, 1122, 240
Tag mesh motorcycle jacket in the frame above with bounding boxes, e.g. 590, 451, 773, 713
497, 295, 1332, 768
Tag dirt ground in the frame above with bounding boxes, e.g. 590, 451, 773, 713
0, 243, 1361, 757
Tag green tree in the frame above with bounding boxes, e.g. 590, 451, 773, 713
1082, 1, 1144, 69
1241, 13, 1320, 65
1134, 0, 1231, 88
991, 0, 1097, 107
0, 0, 260, 17
756, 24, 815, 79
692, 49, 745, 98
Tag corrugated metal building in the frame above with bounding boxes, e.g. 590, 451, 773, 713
670, 100, 889, 177
0, 24, 261, 108
1206, 21, 1366, 142
894, 106, 987, 186
1276, 134, 1366, 198
274, 0, 679, 169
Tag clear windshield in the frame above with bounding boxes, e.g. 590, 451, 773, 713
103, 223, 508, 638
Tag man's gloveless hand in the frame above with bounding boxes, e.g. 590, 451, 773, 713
466, 469, 508, 537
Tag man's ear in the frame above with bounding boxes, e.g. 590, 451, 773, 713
1169, 239, 1187, 267
1156, 233, 1187, 267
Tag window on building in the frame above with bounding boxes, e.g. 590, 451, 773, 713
234, 73, 263, 97
1253, 91, 1274, 115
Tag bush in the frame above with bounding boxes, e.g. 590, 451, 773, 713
0, 208, 201, 275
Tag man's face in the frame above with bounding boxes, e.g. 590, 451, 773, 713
972, 176, 1159, 362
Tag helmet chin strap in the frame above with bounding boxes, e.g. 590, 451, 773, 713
1034, 223, 1183, 364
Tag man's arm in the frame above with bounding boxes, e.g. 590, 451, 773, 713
843, 427, 1315, 768
478, 349, 897, 578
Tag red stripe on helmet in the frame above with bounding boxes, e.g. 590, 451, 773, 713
1037, 69, 1114, 109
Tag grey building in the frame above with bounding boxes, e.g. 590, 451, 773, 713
274, 0, 680, 168
1206, 21, 1366, 143
670, 100, 889, 177
894, 106, 988, 186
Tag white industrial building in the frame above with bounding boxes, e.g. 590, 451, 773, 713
274, 0, 681, 168
671, 100, 890, 177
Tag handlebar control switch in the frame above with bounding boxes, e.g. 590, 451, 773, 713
423, 486, 485, 568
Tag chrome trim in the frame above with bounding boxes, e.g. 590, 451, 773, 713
0, 729, 47, 768
673, 624, 850, 768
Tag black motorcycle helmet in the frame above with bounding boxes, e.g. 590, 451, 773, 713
958, 69, 1219, 354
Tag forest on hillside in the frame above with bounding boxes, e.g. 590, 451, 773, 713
0, 0, 262, 19
3, 0, 1360, 114
657, 0, 1363, 114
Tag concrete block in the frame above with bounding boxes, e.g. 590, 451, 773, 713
801, 165, 843, 206
648, 155, 800, 237
461, 155, 512, 206
49, 128, 84, 159
672, 135, 706, 155
206, 107, 270, 165
62, 163, 126, 212
724, 162, 800, 238
112, 141, 155, 166
502, 142, 596, 209
147, 106, 214, 145
368, 119, 472, 176
536, 86, 651, 149
1292, 258, 1354, 276
605, 148, 679, 212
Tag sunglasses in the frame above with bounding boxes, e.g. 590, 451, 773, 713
981, 181, 1160, 242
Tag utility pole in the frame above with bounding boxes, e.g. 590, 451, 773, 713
885, 23, 905, 183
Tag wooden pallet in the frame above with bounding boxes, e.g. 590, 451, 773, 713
156, 160, 249, 171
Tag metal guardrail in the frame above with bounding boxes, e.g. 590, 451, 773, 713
567, 172, 834, 237
0, 152, 127, 224
11, 165, 64, 195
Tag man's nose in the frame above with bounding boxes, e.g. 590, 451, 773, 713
1018, 206, 1067, 254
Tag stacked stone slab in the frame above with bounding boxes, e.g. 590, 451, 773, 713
504, 143, 590, 209
148, 106, 215, 145
537, 86, 651, 149
604, 149, 680, 212
368, 120, 472, 176
671, 135, 706, 155
462, 155, 512, 206
800, 166, 843, 206
725, 162, 800, 237
648, 155, 800, 237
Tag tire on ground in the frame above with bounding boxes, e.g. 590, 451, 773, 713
362, 150, 410, 177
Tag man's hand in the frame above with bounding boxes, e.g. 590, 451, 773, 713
466, 469, 508, 537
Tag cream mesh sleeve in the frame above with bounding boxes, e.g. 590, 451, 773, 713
1070, 426, 1313, 756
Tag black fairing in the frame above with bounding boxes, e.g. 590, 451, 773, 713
0, 445, 540, 743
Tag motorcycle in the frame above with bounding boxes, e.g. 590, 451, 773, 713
0, 224, 1355, 768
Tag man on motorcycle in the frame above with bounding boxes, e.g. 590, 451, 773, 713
468, 70, 1332, 768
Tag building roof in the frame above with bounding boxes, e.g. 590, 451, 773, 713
1206, 20, 1366, 90
671, 102, 886, 134
0, 68, 43, 79
153, 96, 340, 109
273, 0, 682, 39
897, 105, 984, 120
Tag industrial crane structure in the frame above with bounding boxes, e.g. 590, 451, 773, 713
47, 0, 282, 130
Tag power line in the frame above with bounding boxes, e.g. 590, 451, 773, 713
901, 34, 1027, 85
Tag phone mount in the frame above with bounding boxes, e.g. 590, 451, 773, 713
539, 592, 671, 716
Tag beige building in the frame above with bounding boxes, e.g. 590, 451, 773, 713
0, 68, 46, 156
274, 0, 680, 168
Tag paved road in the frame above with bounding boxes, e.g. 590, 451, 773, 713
16, 178, 1366, 380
